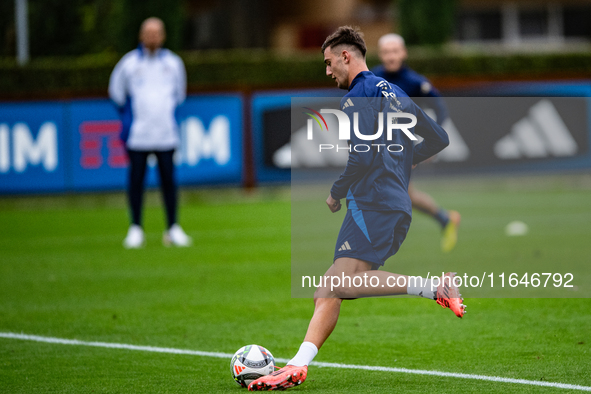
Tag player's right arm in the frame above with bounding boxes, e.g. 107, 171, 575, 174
326, 194, 342, 213
108, 56, 129, 109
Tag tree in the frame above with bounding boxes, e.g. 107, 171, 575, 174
0, 1, 15, 56
0, 0, 185, 58
28, 0, 91, 56
397, 0, 456, 46
116, 0, 185, 53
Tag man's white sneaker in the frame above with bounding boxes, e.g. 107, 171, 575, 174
163, 224, 192, 247
123, 225, 145, 249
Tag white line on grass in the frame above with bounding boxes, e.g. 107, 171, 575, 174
1, 332, 590, 392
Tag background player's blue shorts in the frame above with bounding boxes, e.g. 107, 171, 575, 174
334, 209, 411, 269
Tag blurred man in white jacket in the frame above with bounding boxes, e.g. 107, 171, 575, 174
109, 17, 191, 248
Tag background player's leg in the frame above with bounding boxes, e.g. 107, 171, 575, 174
409, 182, 461, 252
127, 150, 149, 227
155, 149, 177, 229
409, 182, 448, 226
123, 149, 149, 248
156, 150, 192, 247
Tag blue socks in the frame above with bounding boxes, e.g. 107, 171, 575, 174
434, 208, 449, 229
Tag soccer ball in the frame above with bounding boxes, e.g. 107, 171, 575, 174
231, 345, 275, 387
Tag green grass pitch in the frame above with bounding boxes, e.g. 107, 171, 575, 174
0, 174, 590, 393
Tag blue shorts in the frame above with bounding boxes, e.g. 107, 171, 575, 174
334, 209, 411, 269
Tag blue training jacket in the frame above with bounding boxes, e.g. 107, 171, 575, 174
371, 64, 448, 125
330, 71, 449, 214
108, 44, 186, 150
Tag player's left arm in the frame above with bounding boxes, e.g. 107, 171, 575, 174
418, 79, 448, 126
328, 104, 375, 210
410, 103, 449, 165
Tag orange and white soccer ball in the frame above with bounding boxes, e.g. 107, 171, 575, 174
230, 345, 275, 387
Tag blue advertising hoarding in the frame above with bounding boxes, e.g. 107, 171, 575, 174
69, 100, 127, 190
2, 82, 591, 193
0, 102, 67, 193
251, 89, 344, 183
437, 81, 591, 174
0, 95, 243, 193
251, 82, 591, 181
176, 96, 243, 185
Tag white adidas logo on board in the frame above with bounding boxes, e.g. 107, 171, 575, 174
494, 100, 578, 159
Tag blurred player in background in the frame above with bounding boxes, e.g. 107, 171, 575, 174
109, 17, 191, 248
372, 33, 461, 253
249, 26, 464, 392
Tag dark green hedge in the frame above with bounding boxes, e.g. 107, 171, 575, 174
1, 50, 590, 98
405, 51, 591, 77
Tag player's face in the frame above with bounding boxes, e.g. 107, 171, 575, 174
324, 47, 348, 90
379, 40, 406, 73
141, 21, 165, 52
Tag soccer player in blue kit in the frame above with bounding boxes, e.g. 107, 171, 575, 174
249, 26, 465, 392
372, 33, 461, 253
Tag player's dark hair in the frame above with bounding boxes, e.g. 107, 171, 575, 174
321, 26, 367, 57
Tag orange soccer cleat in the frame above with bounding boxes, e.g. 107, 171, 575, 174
248, 365, 308, 391
436, 272, 466, 318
